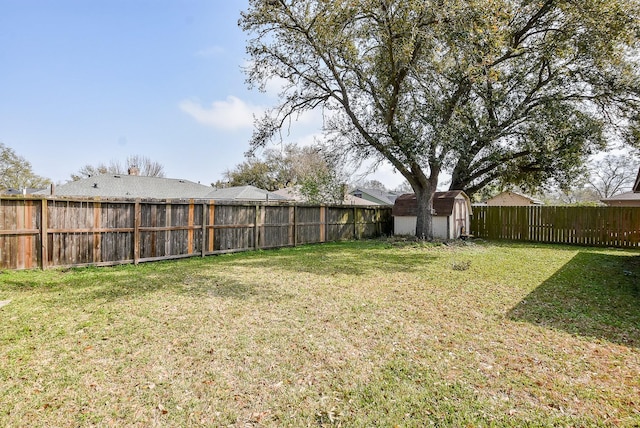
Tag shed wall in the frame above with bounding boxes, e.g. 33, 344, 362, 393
433, 216, 449, 240
394, 216, 416, 235
393, 216, 451, 239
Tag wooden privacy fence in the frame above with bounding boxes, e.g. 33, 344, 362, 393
472, 205, 640, 248
0, 196, 392, 270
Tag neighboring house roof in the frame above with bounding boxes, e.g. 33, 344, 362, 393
350, 188, 401, 205
485, 191, 543, 206
634, 168, 640, 193
273, 186, 375, 205
206, 185, 287, 202
392, 190, 471, 217
2, 188, 47, 195
271, 187, 300, 201
342, 194, 378, 205
601, 191, 640, 206
35, 175, 214, 199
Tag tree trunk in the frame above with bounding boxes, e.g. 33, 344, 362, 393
414, 185, 435, 240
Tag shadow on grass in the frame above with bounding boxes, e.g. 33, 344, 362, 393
0, 241, 435, 306
508, 251, 640, 348
225, 241, 438, 277
0, 258, 286, 305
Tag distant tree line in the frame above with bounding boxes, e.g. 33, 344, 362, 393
70, 155, 165, 181
2, 139, 636, 207
0, 142, 51, 190
215, 143, 350, 204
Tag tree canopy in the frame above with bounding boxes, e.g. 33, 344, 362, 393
0, 143, 51, 190
71, 155, 166, 181
241, 0, 640, 237
217, 143, 347, 204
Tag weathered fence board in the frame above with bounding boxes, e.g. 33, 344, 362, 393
0, 199, 41, 269
0, 196, 392, 270
296, 206, 321, 244
326, 207, 354, 242
472, 205, 640, 248
261, 205, 292, 249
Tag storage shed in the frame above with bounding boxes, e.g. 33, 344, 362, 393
392, 191, 472, 239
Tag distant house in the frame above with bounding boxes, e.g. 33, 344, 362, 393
35, 174, 214, 199
634, 168, 640, 193
206, 185, 287, 202
392, 190, 472, 239
349, 188, 401, 205
600, 192, 640, 207
272, 186, 373, 205
272, 187, 307, 202
485, 191, 543, 206
2, 188, 47, 195
35, 176, 292, 202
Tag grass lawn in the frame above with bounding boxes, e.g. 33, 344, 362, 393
1, 240, 639, 427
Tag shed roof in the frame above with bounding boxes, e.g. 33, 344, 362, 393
634, 168, 640, 193
392, 190, 469, 217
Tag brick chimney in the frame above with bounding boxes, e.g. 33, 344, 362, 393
128, 166, 139, 176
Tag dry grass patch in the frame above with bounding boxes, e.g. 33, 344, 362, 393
1, 240, 639, 427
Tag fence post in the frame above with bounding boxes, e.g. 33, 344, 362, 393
209, 201, 215, 253
254, 204, 260, 250
201, 202, 207, 257
93, 201, 102, 264
293, 205, 297, 246
133, 199, 141, 265
188, 200, 195, 254
40, 198, 48, 270
165, 200, 172, 256
353, 207, 360, 239
320, 205, 326, 242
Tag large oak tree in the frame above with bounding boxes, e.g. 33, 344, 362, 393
241, 0, 640, 238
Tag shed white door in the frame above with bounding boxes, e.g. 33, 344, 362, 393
454, 199, 467, 237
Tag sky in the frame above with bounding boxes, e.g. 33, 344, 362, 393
0, 0, 406, 188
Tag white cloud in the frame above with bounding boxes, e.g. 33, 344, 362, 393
294, 131, 325, 147
179, 96, 263, 131
263, 76, 289, 97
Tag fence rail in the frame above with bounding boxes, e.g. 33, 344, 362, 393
0, 196, 392, 270
471, 205, 640, 248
